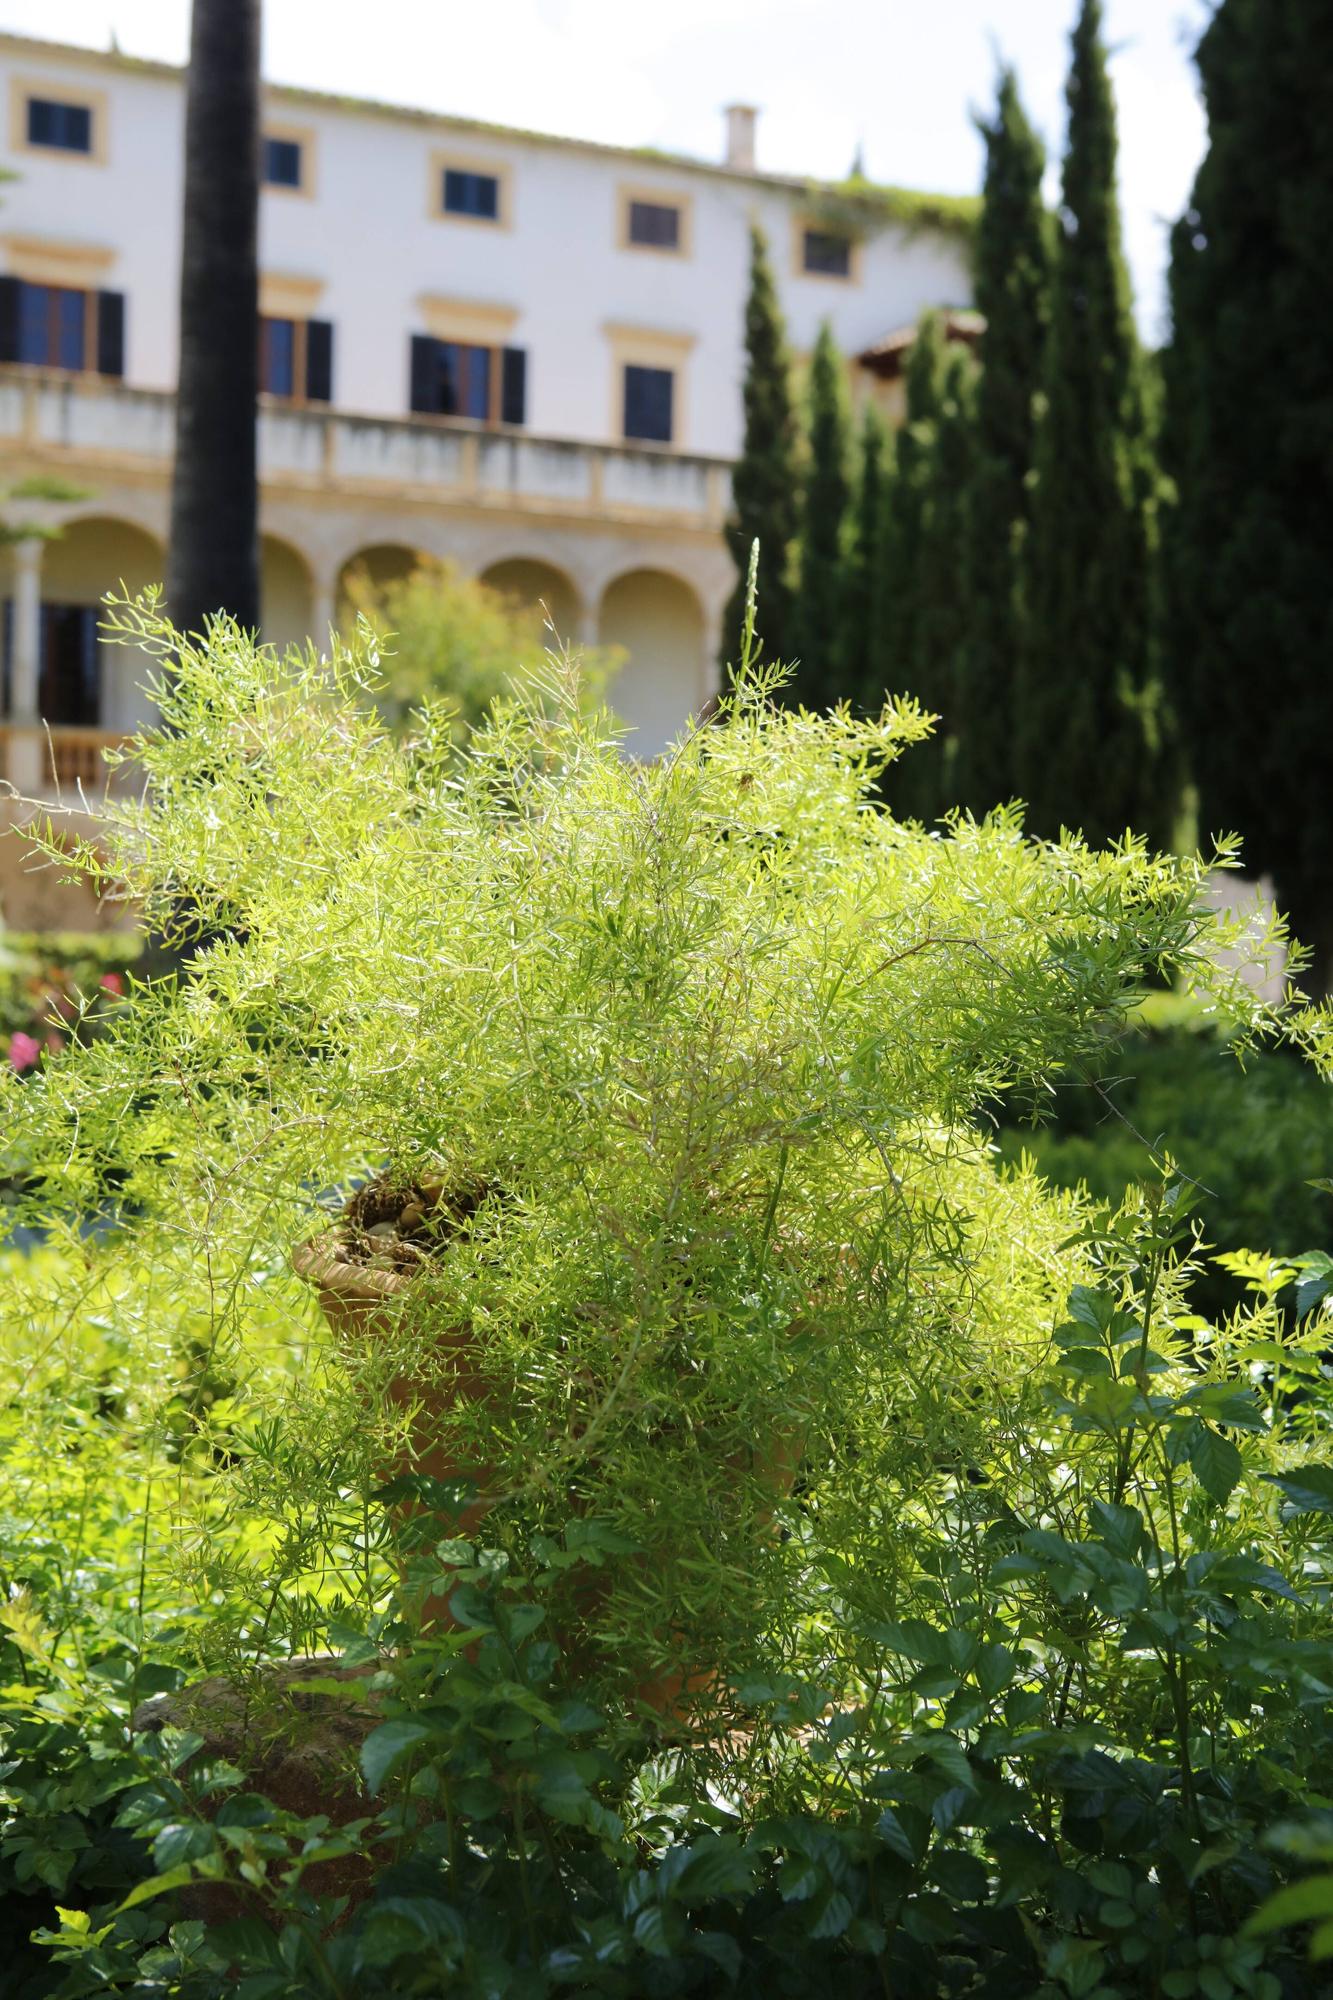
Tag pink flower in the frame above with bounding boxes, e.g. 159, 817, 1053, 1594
99, 971, 124, 996
8, 1030, 41, 1072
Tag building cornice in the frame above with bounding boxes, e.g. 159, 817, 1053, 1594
0, 29, 979, 241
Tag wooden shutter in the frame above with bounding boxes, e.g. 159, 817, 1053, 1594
409, 333, 437, 414
0, 276, 21, 365
501, 346, 526, 426
305, 318, 333, 402
96, 290, 125, 377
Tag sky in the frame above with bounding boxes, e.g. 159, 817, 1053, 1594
2, 0, 1213, 341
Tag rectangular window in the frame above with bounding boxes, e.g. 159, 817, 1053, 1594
443, 340, 491, 420
263, 136, 303, 188
415, 338, 490, 418
16, 283, 88, 370
802, 228, 853, 278
26, 96, 93, 154
0, 280, 124, 376
443, 168, 500, 220
627, 199, 681, 251
409, 335, 526, 425
258, 315, 334, 402
623, 363, 674, 444
259, 316, 297, 398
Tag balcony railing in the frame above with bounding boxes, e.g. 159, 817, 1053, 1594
0, 724, 129, 801
0, 366, 733, 525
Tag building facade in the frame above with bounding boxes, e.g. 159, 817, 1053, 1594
0, 29, 972, 919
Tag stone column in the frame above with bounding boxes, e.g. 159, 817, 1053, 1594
311, 578, 337, 652
700, 591, 727, 707
7, 536, 44, 795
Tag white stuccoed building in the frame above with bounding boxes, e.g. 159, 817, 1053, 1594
0, 29, 973, 917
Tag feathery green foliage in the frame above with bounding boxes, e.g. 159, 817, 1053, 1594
1019, 0, 1162, 847
954, 66, 1050, 818
791, 322, 852, 706
1164, 0, 1333, 985
721, 227, 800, 676
3, 596, 1298, 1697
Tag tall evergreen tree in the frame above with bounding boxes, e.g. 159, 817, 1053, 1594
1164, 0, 1333, 985
791, 321, 851, 706
721, 227, 800, 675
841, 405, 890, 710
953, 67, 1050, 818
881, 311, 948, 699
893, 342, 978, 824
1017, 0, 1161, 847
168, 0, 261, 638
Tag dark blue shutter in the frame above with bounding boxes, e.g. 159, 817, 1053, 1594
305, 318, 333, 402
409, 334, 437, 414
0, 276, 20, 364
654, 370, 673, 441
96, 290, 125, 377
501, 346, 526, 425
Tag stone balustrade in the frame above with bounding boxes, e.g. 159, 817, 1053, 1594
0, 366, 732, 525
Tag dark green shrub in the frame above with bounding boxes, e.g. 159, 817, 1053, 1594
999, 996, 1333, 1314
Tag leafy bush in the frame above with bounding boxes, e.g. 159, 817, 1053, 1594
6, 1217, 1333, 1997
339, 556, 621, 741
3, 596, 1332, 1995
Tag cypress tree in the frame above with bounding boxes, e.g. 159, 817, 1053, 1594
721, 226, 800, 675
893, 342, 977, 824
841, 404, 890, 711
791, 321, 851, 707
1017, 0, 1161, 847
1164, 0, 1333, 985
881, 311, 947, 693
953, 66, 1050, 818
878, 313, 946, 817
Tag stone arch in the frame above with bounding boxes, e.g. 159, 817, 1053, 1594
56, 491, 168, 546
261, 534, 315, 655
40, 512, 165, 603
33, 514, 166, 732
598, 566, 706, 757
335, 541, 423, 624
478, 557, 582, 648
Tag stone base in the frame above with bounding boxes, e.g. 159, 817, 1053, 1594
132, 1656, 385, 1921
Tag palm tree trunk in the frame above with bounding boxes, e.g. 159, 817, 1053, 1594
167, 0, 261, 638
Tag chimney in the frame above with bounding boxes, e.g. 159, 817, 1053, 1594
724, 103, 758, 172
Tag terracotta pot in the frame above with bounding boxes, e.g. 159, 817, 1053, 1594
294, 1231, 803, 1722
292, 1234, 496, 1636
